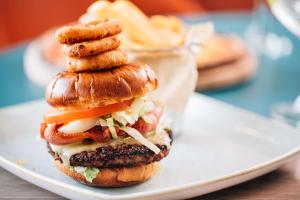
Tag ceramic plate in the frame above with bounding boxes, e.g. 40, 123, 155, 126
1, 94, 300, 200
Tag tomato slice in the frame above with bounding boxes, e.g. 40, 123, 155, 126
44, 99, 132, 124
41, 106, 163, 145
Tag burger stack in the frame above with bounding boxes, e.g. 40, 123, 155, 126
40, 19, 173, 187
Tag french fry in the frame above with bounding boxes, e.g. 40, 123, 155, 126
150, 15, 184, 34
111, 0, 167, 48
87, 0, 112, 14
80, 0, 186, 49
118, 32, 144, 49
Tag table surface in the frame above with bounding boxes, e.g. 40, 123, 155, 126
1, 12, 300, 199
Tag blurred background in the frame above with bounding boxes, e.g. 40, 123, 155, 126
0, 0, 253, 49
3, 1, 300, 199
1, 0, 300, 127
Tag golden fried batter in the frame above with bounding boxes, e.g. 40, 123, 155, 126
56, 19, 122, 44
63, 35, 121, 58
66, 49, 128, 72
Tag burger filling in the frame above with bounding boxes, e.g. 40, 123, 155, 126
40, 96, 172, 182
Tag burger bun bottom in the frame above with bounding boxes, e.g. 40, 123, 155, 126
54, 160, 159, 187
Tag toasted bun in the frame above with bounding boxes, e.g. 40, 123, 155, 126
46, 63, 158, 108
55, 160, 159, 187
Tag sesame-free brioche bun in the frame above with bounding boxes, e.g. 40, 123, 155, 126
46, 63, 158, 109
54, 160, 159, 187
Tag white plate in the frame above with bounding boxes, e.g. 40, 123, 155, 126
1, 94, 300, 200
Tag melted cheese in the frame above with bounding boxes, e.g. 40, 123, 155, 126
50, 128, 171, 166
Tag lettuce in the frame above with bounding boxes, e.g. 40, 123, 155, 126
112, 97, 155, 126
106, 117, 118, 139
120, 127, 160, 154
74, 166, 100, 183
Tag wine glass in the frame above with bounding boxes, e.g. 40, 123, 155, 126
266, 0, 300, 128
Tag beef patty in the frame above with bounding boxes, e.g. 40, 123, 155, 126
48, 130, 172, 168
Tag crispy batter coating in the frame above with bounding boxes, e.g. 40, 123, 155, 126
66, 49, 128, 72
64, 35, 121, 58
56, 19, 122, 44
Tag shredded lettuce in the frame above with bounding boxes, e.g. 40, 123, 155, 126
66, 97, 156, 140
131, 97, 146, 116
97, 118, 108, 127
120, 127, 161, 154
111, 112, 128, 126
139, 99, 155, 116
106, 117, 118, 139
142, 114, 156, 124
112, 110, 137, 125
74, 166, 100, 183
111, 97, 155, 126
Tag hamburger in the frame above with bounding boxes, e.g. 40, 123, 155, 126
39, 20, 173, 187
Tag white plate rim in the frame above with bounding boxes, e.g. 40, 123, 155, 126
1, 95, 300, 199
2, 144, 300, 199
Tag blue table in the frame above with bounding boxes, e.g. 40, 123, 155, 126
1, 13, 300, 117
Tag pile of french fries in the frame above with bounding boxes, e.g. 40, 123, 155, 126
79, 0, 186, 49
